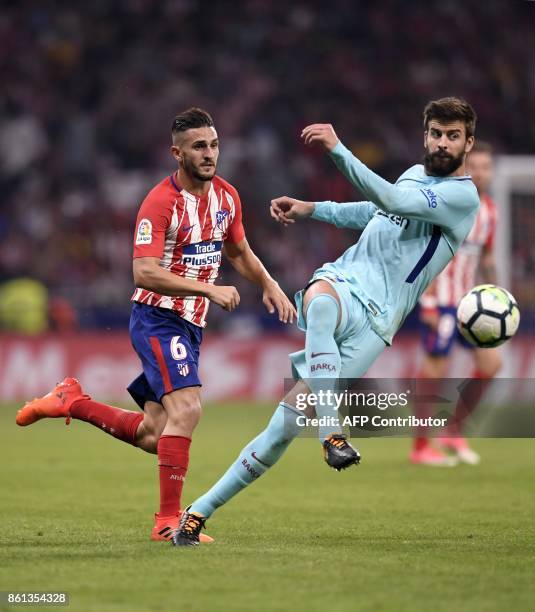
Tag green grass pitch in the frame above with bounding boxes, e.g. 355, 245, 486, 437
1, 402, 534, 612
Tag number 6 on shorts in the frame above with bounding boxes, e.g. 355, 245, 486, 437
171, 336, 187, 360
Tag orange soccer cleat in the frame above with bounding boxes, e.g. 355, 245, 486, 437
15, 377, 89, 427
151, 512, 214, 544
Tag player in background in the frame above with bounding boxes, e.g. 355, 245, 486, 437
16, 107, 296, 542
172, 97, 481, 546
411, 142, 501, 466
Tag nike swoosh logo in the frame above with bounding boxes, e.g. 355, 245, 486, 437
182, 225, 195, 232
310, 352, 335, 358
251, 451, 270, 467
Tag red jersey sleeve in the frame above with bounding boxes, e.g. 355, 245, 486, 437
483, 195, 498, 252
225, 184, 246, 244
133, 185, 171, 259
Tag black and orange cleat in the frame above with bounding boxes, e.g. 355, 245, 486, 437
15, 377, 89, 427
152, 511, 214, 543
323, 433, 361, 471
171, 508, 208, 547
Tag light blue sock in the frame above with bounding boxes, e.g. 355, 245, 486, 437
190, 402, 301, 518
305, 294, 342, 441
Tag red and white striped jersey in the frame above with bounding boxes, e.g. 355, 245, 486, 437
420, 194, 497, 309
131, 173, 245, 327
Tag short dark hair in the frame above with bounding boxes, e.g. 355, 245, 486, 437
470, 140, 493, 155
172, 107, 214, 136
423, 97, 477, 139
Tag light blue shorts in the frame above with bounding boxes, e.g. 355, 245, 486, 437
289, 270, 387, 380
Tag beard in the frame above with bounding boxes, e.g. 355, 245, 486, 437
423, 148, 464, 177
182, 156, 216, 181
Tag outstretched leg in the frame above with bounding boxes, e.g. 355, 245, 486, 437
16, 377, 212, 541
16, 377, 163, 453
172, 381, 309, 546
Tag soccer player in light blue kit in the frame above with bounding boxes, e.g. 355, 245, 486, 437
173, 97, 480, 545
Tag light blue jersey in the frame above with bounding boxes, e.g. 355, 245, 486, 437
310, 141, 479, 344
183, 142, 480, 523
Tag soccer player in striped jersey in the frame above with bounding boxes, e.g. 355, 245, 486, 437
412, 141, 501, 466
16, 107, 296, 542
173, 98, 481, 546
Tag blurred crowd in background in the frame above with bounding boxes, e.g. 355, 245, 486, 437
1, 0, 534, 334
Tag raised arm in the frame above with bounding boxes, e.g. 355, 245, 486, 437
302, 124, 478, 231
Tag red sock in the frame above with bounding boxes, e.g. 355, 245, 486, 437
412, 370, 436, 450
449, 369, 492, 436
70, 399, 143, 446
413, 437, 429, 452
157, 435, 191, 517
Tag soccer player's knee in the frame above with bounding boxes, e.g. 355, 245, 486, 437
306, 295, 338, 334
143, 414, 164, 438
182, 398, 202, 422
143, 435, 159, 454
166, 395, 202, 426
142, 402, 167, 439
134, 417, 160, 454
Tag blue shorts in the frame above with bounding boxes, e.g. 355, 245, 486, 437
127, 302, 203, 410
289, 271, 386, 380
420, 306, 474, 356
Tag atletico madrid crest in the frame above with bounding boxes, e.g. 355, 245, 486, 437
177, 363, 190, 377
216, 210, 229, 228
